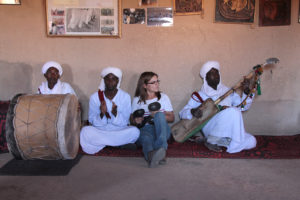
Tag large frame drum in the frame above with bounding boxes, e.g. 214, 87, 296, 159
5, 94, 81, 160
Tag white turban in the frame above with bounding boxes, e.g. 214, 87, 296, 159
200, 61, 220, 79
42, 61, 63, 76
200, 61, 231, 106
98, 67, 122, 91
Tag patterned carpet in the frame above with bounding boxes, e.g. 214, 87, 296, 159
83, 134, 300, 159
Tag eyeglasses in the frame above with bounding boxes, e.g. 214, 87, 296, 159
147, 80, 160, 85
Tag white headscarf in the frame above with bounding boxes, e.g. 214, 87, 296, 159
200, 61, 231, 106
42, 61, 63, 76
98, 67, 122, 91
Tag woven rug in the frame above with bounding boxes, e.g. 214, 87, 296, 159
81, 134, 300, 159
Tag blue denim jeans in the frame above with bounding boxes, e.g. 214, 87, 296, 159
136, 112, 171, 161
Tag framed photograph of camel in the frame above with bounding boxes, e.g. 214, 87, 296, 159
46, 0, 121, 37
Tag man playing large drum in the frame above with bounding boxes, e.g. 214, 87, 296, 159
38, 61, 76, 95
179, 61, 257, 153
80, 67, 140, 154
6, 61, 80, 160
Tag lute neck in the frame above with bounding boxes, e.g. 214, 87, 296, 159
214, 70, 256, 105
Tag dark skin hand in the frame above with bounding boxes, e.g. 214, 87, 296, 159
44, 67, 60, 89
100, 73, 119, 118
241, 76, 251, 95
130, 114, 144, 126
191, 105, 203, 118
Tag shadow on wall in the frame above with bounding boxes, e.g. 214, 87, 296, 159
0, 61, 32, 100
172, 62, 203, 116
123, 69, 140, 97
61, 64, 89, 121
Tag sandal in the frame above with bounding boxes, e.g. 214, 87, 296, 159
204, 141, 223, 153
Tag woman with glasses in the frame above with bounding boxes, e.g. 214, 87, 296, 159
131, 72, 174, 168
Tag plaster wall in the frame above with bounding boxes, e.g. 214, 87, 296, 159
0, 0, 299, 135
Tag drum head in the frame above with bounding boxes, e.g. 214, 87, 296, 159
6, 94, 81, 160
57, 94, 81, 159
5, 93, 24, 160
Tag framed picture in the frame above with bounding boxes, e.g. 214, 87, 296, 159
173, 0, 202, 15
147, 7, 173, 27
123, 8, 145, 24
46, 0, 121, 37
259, 0, 291, 26
0, 0, 21, 5
138, 0, 158, 7
215, 0, 255, 23
299, 0, 300, 23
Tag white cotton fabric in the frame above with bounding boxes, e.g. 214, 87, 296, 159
200, 61, 231, 106
38, 80, 76, 95
179, 90, 256, 153
80, 89, 140, 154
179, 61, 257, 153
42, 61, 63, 76
98, 67, 122, 91
131, 93, 173, 117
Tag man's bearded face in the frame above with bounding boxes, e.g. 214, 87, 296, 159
206, 68, 220, 89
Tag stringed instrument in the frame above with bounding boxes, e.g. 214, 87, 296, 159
171, 58, 279, 143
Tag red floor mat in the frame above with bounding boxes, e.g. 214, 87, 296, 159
81, 134, 300, 159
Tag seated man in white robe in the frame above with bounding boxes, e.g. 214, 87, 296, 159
80, 67, 140, 154
38, 61, 76, 95
179, 61, 257, 153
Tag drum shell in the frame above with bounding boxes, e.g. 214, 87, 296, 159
5, 94, 81, 160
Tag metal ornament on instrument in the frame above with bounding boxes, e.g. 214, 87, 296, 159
171, 57, 279, 143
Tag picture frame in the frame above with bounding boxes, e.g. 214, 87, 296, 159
147, 7, 173, 27
215, 0, 255, 23
0, 0, 21, 5
259, 0, 291, 26
173, 0, 203, 16
138, 0, 158, 7
123, 8, 146, 24
46, 0, 121, 37
299, 0, 300, 23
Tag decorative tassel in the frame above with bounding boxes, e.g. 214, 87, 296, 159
253, 65, 263, 75
217, 105, 223, 111
257, 79, 261, 95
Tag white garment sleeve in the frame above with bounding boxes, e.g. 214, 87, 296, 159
231, 92, 255, 111
88, 94, 108, 127
110, 93, 131, 127
62, 83, 77, 96
131, 97, 140, 113
179, 97, 202, 120
161, 94, 173, 112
